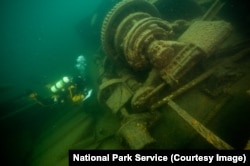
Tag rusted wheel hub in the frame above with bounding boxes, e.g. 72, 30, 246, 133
101, 0, 169, 70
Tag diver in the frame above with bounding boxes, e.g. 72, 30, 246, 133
28, 55, 92, 106
49, 75, 92, 104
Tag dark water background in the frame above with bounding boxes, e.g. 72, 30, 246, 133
1, 0, 249, 110
0, 0, 110, 102
0, 0, 250, 165
0, 0, 117, 165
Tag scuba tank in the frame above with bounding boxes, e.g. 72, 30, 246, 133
50, 76, 70, 93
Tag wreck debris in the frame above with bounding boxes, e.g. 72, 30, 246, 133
98, 0, 247, 149
167, 99, 233, 150
101, 0, 160, 63
118, 108, 159, 149
151, 46, 249, 110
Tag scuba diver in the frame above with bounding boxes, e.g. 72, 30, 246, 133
28, 55, 92, 107
49, 75, 92, 104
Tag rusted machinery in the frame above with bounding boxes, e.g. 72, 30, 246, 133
98, 0, 235, 149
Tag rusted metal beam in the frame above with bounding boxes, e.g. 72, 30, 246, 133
167, 99, 234, 149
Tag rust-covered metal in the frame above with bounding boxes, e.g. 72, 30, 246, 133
97, 0, 249, 150
101, 0, 160, 63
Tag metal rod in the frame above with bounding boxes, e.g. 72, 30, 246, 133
167, 99, 234, 149
202, 0, 225, 21
144, 82, 166, 102
151, 67, 215, 110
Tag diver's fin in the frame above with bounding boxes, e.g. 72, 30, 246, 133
83, 89, 92, 101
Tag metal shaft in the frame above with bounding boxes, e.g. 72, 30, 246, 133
167, 99, 233, 149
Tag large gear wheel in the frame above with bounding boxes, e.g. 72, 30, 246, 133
101, 0, 160, 62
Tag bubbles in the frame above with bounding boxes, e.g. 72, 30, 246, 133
75, 55, 86, 76
76, 55, 86, 63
